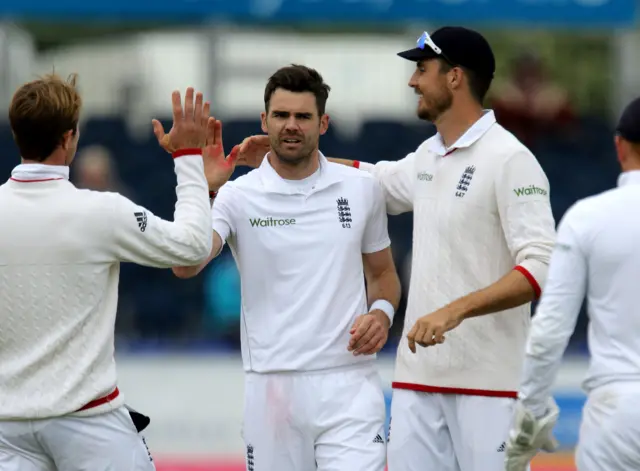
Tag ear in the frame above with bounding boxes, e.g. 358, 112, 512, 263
449, 67, 463, 90
60, 129, 74, 150
260, 111, 268, 134
614, 134, 625, 165
319, 114, 330, 136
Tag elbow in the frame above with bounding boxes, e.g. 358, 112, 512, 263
172, 266, 200, 279
171, 265, 200, 280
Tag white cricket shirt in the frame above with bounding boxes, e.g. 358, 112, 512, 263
359, 111, 556, 395
0, 155, 212, 419
519, 170, 640, 416
212, 153, 391, 373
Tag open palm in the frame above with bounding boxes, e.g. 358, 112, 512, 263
204, 118, 239, 192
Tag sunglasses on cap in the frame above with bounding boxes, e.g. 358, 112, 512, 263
416, 31, 457, 67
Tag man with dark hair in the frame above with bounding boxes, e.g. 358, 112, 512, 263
164, 64, 401, 471
236, 28, 556, 471
505, 96, 640, 471
0, 75, 215, 470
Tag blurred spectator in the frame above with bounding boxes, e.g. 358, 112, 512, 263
72, 144, 133, 198
203, 251, 242, 347
491, 51, 575, 148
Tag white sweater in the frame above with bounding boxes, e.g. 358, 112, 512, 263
359, 111, 556, 395
0, 154, 212, 419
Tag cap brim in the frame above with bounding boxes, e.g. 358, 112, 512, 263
397, 47, 438, 62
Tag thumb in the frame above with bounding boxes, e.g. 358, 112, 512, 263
227, 145, 240, 164
151, 119, 165, 142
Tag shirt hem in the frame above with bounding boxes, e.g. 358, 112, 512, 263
392, 381, 518, 398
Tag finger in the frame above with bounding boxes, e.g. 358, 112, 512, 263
349, 316, 363, 335
433, 328, 446, 345
206, 118, 216, 148
226, 145, 240, 165
171, 91, 183, 123
152, 119, 165, 142
202, 101, 211, 128
419, 327, 437, 347
184, 87, 195, 121
407, 325, 417, 353
414, 325, 430, 347
352, 323, 377, 354
194, 91, 204, 127
356, 331, 384, 355
214, 119, 223, 148
348, 316, 367, 350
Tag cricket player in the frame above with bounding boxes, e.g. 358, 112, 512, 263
165, 64, 401, 471
505, 97, 640, 471
236, 28, 557, 471
0, 75, 215, 470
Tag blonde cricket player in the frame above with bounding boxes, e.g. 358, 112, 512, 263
0, 75, 218, 470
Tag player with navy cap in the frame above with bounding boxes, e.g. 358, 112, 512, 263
235, 26, 557, 471
505, 95, 640, 471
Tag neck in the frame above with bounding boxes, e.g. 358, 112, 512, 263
269, 150, 320, 180
21, 155, 67, 166
622, 158, 640, 173
434, 102, 484, 149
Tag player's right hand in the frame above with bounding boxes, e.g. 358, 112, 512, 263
235, 135, 271, 168
152, 87, 209, 153
203, 118, 240, 192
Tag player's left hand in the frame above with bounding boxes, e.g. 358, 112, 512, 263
348, 310, 390, 355
505, 399, 560, 471
407, 306, 464, 353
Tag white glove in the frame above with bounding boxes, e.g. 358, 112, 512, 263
504, 398, 560, 471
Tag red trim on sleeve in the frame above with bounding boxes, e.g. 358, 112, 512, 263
172, 148, 203, 159
353, 160, 360, 169
392, 382, 518, 398
10, 177, 64, 183
514, 265, 541, 298
77, 387, 120, 411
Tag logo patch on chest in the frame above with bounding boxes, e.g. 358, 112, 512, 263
455, 165, 476, 198
336, 197, 352, 228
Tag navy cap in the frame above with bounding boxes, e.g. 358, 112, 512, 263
398, 27, 496, 80
616, 96, 640, 144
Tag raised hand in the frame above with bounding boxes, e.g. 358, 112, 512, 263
152, 88, 210, 153
235, 135, 272, 168
204, 118, 239, 192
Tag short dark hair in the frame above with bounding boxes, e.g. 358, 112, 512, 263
439, 60, 492, 105
9, 73, 82, 162
264, 64, 331, 116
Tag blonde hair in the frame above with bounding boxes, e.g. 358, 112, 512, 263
9, 73, 82, 162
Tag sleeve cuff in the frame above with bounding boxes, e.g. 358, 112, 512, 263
514, 265, 542, 298
172, 148, 203, 159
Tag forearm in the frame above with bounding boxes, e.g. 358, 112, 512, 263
328, 157, 357, 168
173, 231, 223, 279
367, 267, 401, 310
451, 269, 536, 320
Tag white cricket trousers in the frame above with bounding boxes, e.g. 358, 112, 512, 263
0, 406, 155, 471
387, 388, 524, 471
241, 363, 387, 471
576, 382, 640, 470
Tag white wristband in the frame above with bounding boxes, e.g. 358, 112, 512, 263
370, 299, 395, 327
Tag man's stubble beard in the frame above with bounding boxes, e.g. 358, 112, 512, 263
270, 137, 317, 167
417, 88, 453, 123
